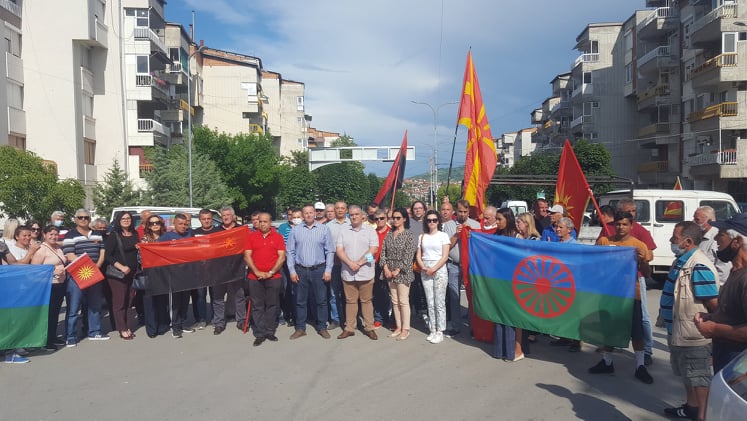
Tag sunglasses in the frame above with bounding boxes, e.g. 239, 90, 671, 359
375, 217, 387, 221
76, 216, 91, 220
426, 218, 439, 223
392, 216, 403, 220
148, 221, 162, 225
31, 227, 41, 232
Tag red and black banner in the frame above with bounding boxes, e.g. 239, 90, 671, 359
374, 130, 408, 208
139, 227, 247, 295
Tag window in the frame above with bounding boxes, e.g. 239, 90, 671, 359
136, 9, 149, 27
7, 83, 22, 108
656, 200, 684, 222
625, 64, 632, 84
297, 96, 304, 111
84, 139, 96, 165
624, 30, 633, 51
136, 56, 148, 73
590, 40, 599, 54
583, 102, 599, 116
583, 72, 592, 84
635, 200, 651, 223
700, 200, 740, 220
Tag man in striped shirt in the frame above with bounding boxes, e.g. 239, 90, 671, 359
660, 221, 718, 421
286, 204, 335, 340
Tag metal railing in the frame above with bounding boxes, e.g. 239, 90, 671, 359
0, 0, 22, 18
692, 3, 738, 34
638, 45, 671, 67
573, 53, 599, 68
689, 149, 738, 166
639, 7, 676, 30
133, 27, 167, 53
638, 122, 670, 138
571, 115, 592, 127
637, 160, 669, 173
637, 83, 669, 103
687, 102, 738, 122
689, 53, 738, 80
137, 119, 169, 136
550, 100, 570, 114
134, 73, 169, 96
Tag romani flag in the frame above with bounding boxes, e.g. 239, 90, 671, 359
0, 265, 53, 349
374, 130, 408, 208
458, 50, 497, 215
66, 253, 105, 289
468, 232, 636, 348
554, 140, 592, 232
139, 226, 247, 295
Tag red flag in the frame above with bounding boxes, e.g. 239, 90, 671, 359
459, 51, 497, 215
374, 131, 408, 207
673, 176, 682, 190
66, 253, 105, 290
554, 140, 592, 231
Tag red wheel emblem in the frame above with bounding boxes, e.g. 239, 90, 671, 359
512, 255, 575, 318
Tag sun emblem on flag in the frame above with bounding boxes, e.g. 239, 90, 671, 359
77, 265, 96, 280
512, 255, 575, 318
223, 237, 236, 249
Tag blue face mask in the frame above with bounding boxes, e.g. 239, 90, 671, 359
53, 220, 63, 227
670, 243, 685, 257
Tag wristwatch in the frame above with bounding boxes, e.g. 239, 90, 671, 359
268, 270, 274, 276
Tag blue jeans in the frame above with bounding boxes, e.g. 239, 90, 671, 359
65, 276, 104, 342
639, 277, 653, 355
295, 265, 328, 332
446, 262, 463, 331
329, 265, 343, 323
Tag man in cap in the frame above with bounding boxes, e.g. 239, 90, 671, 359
314, 202, 329, 224
695, 213, 747, 373
541, 205, 577, 242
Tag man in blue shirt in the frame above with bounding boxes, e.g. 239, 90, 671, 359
541, 204, 577, 242
286, 204, 335, 340
159, 213, 195, 338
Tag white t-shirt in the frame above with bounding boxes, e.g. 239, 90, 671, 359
419, 231, 450, 261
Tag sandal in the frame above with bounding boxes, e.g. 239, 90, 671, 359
397, 329, 410, 341
389, 330, 402, 338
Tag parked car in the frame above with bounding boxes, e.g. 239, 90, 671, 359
109, 207, 220, 231
500, 200, 528, 216
707, 349, 747, 420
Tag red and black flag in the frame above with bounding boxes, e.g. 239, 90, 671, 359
139, 227, 247, 295
374, 130, 408, 208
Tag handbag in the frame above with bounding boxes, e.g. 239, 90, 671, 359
132, 271, 147, 290
105, 233, 127, 280
412, 234, 424, 273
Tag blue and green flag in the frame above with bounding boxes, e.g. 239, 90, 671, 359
468, 233, 637, 348
0, 265, 53, 349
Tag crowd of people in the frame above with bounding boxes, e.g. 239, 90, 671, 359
2, 197, 747, 421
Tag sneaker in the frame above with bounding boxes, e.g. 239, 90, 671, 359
4, 353, 29, 364
430, 332, 444, 344
373, 321, 382, 330
65, 340, 77, 348
663, 404, 698, 420
568, 341, 581, 352
172, 331, 183, 339
426, 332, 436, 342
588, 359, 615, 374
181, 327, 195, 334
644, 354, 653, 366
634, 365, 654, 384
88, 334, 111, 341
195, 321, 207, 330
15, 348, 28, 356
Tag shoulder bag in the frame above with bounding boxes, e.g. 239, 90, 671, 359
412, 234, 424, 273
105, 233, 127, 280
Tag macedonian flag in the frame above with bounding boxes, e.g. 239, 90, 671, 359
459, 50, 497, 215
554, 140, 592, 233
139, 226, 247, 295
66, 253, 105, 289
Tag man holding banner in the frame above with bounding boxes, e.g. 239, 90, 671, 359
158, 214, 195, 338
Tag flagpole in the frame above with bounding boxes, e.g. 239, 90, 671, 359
389, 162, 401, 212
445, 123, 460, 203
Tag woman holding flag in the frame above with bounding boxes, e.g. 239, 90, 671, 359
493, 208, 525, 361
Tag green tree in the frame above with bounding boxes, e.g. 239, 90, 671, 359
315, 135, 371, 206
193, 126, 282, 214
277, 150, 318, 211
143, 145, 231, 209
0, 146, 85, 220
93, 159, 139, 218
438, 184, 462, 204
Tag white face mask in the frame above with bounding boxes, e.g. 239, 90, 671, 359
292, 218, 303, 226
670, 243, 686, 257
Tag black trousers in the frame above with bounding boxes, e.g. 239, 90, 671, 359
170, 290, 190, 333
249, 277, 282, 338
47, 282, 66, 345
143, 294, 170, 336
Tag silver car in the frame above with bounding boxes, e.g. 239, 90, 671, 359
707, 349, 747, 420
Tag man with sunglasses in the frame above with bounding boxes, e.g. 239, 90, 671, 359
62, 208, 109, 347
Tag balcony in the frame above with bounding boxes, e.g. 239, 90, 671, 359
81, 67, 94, 95
689, 53, 743, 88
637, 7, 678, 40
83, 115, 96, 140
5, 52, 22, 84
0, 0, 22, 18
550, 100, 570, 114
637, 160, 669, 173
638, 122, 670, 138
571, 115, 592, 128
134, 73, 169, 99
139, 163, 154, 179
689, 53, 737, 79
573, 53, 599, 68
138, 118, 170, 137
572, 83, 593, 98
689, 149, 738, 167
93, 19, 108, 49
134, 27, 167, 55
687, 102, 738, 123
692, 3, 738, 44
8, 105, 25, 135
637, 45, 674, 70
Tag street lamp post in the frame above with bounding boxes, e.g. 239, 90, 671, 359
186, 46, 203, 208
411, 100, 457, 208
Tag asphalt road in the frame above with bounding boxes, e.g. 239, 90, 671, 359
1, 289, 680, 421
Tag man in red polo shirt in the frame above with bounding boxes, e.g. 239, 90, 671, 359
244, 211, 286, 347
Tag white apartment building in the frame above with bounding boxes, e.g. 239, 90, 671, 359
0, 0, 22, 150
261, 70, 309, 156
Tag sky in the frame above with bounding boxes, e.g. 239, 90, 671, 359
166, 0, 641, 178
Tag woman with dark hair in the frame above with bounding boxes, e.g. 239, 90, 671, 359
141, 215, 170, 338
379, 207, 416, 340
494, 208, 525, 361
31, 225, 68, 350
27, 220, 42, 243
104, 211, 140, 340
416, 209, 450, 344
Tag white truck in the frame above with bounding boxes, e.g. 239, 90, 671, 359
598, 189, 741, 275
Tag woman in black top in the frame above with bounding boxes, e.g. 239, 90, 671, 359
104, 211, 140, 339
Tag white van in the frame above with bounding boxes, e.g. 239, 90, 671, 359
598, 189, 741, 274
500, 200, 528, 216
110, 206, 220, 231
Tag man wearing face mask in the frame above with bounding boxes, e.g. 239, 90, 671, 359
693, 206, 731, 286
278, 208, 303, 327
50, 211, 68, 241
694, 213, 747, 374
660, 221, 719, 421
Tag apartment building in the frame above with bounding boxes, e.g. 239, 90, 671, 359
497, 128, 537, 168
261, 70, 310, 156
0, 0, 22, 150
23, 0, 117, 204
